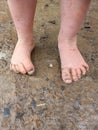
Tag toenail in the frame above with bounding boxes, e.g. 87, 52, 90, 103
64, 79, 72, 84
27, 69, 34, 75
65, 80, 72, 84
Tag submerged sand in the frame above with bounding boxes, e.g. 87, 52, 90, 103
0, 0, 98, 129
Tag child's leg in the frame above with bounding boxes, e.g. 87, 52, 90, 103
7, 0, 37, 75
58, 0, 91, 84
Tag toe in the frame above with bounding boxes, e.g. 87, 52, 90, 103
18, 63, 27, 74
62, 67, 72, 84
80, 66, 87, 75
27, 67, 35, 75
76, 68, 81, 79
24, 64, 35, 75
83, 63, 89, 71
65, 79, 72, 84
71, 68, 78, 81
11, 64, 19, 73
14, 64, 20, 73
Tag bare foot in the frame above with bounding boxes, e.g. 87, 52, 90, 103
10, 40, 35, 75
58, 37, 89, 84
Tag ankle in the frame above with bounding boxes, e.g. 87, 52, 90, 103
58, 32, 77, 42
58, 35, 77, 48
17, 37, 34, 46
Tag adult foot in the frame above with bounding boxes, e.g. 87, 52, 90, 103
10, 40, 35, 75
58, 36, 89, 84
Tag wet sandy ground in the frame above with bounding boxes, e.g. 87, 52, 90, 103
0, 0, 98, 129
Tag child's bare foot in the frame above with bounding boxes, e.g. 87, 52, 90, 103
10, 40, 35, 75
58, 36, 89, 84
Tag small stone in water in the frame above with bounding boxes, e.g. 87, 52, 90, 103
49, 64, 53, 68
38, 109, 46, 116
61, 85, 65, 91
16, 112, 24, 119
37, 103, 46, 107
3, 108, 10, 117
32, 100, 37, 109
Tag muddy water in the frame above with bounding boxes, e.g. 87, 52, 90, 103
0, 0, 98, 130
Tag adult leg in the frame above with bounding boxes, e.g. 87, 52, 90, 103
7, 0, 37, 74
58, 0, 91, 84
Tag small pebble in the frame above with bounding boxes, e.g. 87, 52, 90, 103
40, 35, 48, 39
48, 20, 56, 24
61, 85, 65, 91
45, 77, 49, 81
16, 113, 24, 119
49, 64, 53, 68
32, 100, 37, 109
3, 108, 10, 117
44, 4, 49, 7
37, 103, 46, 107
38, 109, 46, 116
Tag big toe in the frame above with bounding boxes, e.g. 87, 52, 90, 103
18, 62, 35, 75
27, 68, 35, 75
62, 67, 72, 84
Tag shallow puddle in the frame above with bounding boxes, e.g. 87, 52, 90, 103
0, 0, 98, 129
